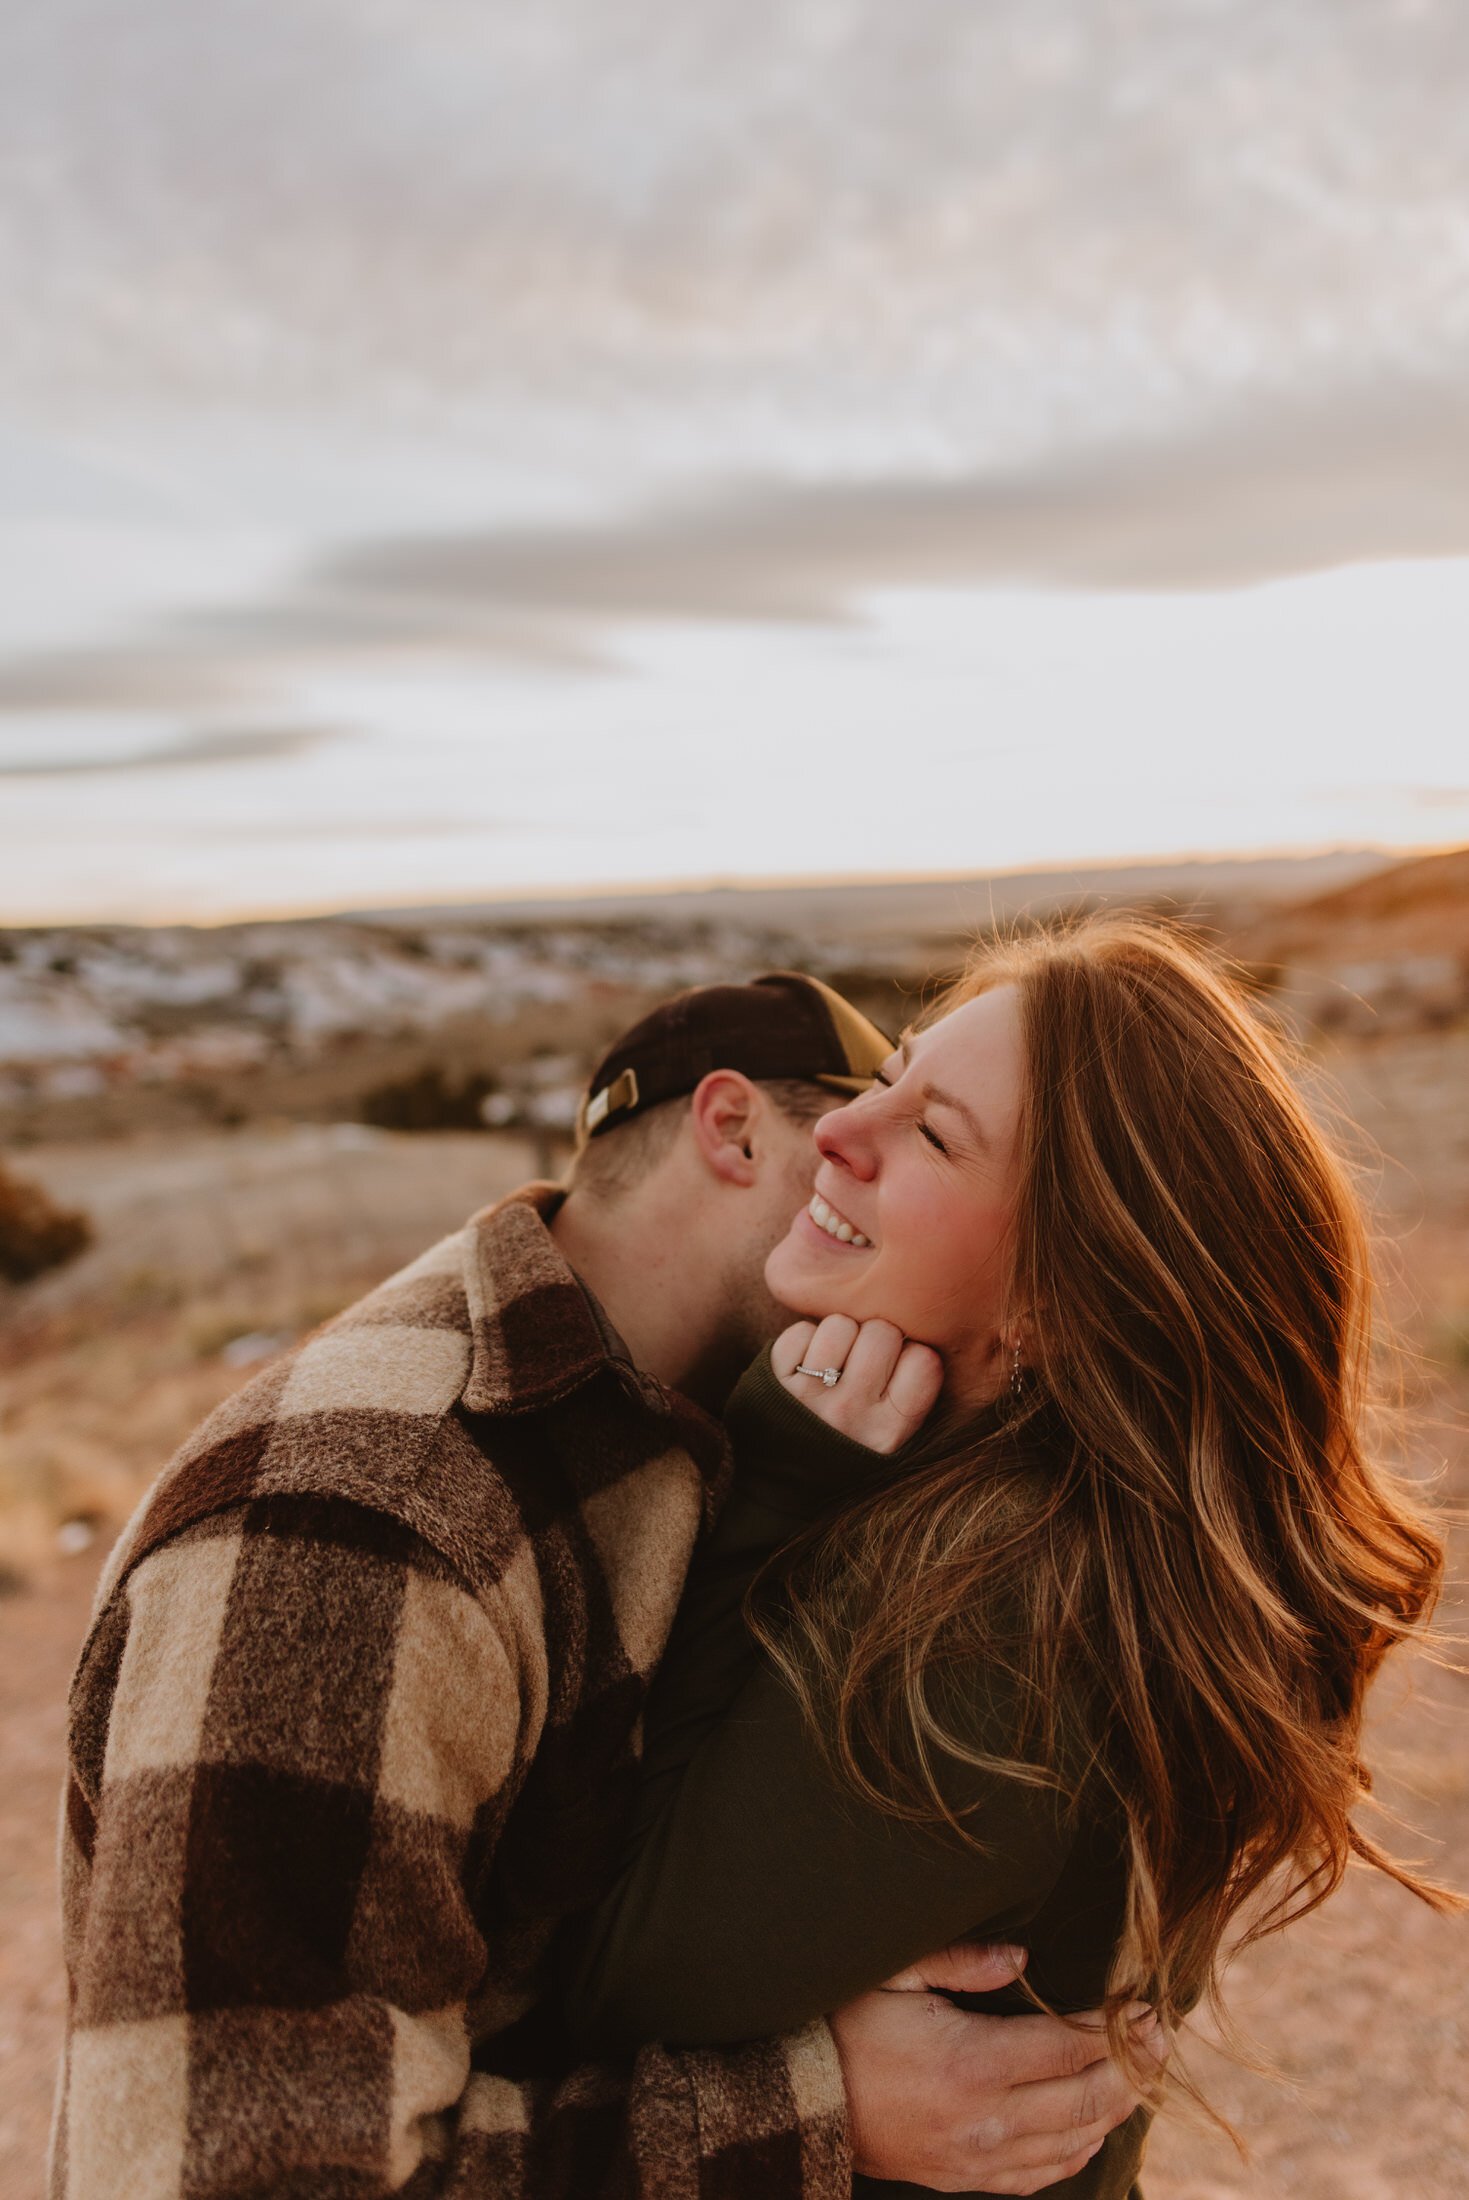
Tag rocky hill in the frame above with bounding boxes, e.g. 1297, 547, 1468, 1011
1239, 845, 1469, 1036
2, 847, 1462, 1141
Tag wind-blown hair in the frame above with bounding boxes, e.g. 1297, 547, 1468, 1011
755, 913, 1454, 2066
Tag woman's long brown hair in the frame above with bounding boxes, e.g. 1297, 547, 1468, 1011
755, 913, 1456, 2067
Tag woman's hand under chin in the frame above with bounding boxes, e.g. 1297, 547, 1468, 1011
772, 1315, 943, 1455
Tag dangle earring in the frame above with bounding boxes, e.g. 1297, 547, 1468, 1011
1009, 1338, 1024, 1404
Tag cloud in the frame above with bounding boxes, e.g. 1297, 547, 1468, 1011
5, 0, 1469, 460
316, 389, 1469, 613
0, 724, 338, 778
1, 384, 1467, 726
0, 648, 250, 713
0, 605, 615, 724
183, 594, 618, 673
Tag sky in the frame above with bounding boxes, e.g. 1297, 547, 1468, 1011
3, 0, 1468, 922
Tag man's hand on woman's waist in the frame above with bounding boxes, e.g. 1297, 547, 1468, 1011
833, 1939, 1166, 2195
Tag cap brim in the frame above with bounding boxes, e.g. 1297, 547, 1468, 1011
812, 1070, 880, 1095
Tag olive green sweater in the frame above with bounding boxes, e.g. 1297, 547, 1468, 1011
565, 1353, 1149, 2200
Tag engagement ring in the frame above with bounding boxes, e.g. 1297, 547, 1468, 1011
794, 1362, 842, 1387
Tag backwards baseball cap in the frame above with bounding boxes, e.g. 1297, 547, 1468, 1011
578, 971, 895, 1141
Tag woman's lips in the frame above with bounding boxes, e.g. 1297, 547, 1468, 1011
800, 1193, 872, 1250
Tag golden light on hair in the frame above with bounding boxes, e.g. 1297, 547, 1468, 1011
755, 911, 1458, 2112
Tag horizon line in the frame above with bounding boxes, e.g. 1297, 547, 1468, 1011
4, 838, 1461, 935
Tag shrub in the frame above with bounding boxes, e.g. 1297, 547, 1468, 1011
0, 1160, 93, 1283
360, 1067, 496, 1132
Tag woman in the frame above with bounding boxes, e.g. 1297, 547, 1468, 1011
566, 915, 1453, 2197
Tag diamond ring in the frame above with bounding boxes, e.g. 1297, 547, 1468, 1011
793, 1362, 842, 1388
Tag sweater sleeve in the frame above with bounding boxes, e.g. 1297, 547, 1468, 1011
565, 1361, 1078, 2054
54, 1490, 851, 2200
620, 1348, 890, 1862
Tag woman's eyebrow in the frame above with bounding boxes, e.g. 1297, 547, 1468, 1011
897, 1036, 992, 1152
923, 1081, 992, 1152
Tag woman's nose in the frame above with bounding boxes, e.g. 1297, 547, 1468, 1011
815, 1099, 877, 1179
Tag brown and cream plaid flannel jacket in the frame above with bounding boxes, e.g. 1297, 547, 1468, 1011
53, 1185, 850, 2198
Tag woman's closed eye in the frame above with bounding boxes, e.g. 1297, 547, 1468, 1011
873, 1067, 948, 1155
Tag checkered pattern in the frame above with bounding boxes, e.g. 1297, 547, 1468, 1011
53, 1187, 849, 2197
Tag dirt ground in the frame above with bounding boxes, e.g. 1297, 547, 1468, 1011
1142, 1396, 1469, 2198
1, 1059, 1466, 2197
0, 1123, 549, 1577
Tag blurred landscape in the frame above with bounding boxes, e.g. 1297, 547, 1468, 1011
0, 847, 1466, 2196
0, 844, 1448, 1146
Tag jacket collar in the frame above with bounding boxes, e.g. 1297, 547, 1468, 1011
461, 1182, 668, 1420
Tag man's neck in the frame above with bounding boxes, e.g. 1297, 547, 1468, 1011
550, 1185, 732, 1409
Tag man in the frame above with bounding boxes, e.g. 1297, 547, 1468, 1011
54, 973, 1147, 2197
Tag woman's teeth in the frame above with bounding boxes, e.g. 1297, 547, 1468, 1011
809, 1194, 870, 1248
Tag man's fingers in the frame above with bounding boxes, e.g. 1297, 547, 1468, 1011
999, 2135, 1110, 2198
884, 1939, 1027, 1996
828, 1981, 1159, 2195
1042, 2120, 1115, 2170
967, 2116, 1115, 2188
995, 2058, 1143, 2145
956, 2008, 1112, 2090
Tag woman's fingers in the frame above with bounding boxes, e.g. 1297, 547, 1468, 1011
842, 1319, 907, 1397
773, 1316, 943, 1454
805, 1314, 861, 1376
771, 1321, 817, 1382
802, 1317, 893, 1445
884, 1339, 944, 1433
775, 1314, 859, 1399
839, 1327, 940, 1454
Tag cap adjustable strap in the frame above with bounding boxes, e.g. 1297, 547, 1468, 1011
583, 1066, 640, 1133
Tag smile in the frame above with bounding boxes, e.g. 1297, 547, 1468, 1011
807, 1193, 871, 1249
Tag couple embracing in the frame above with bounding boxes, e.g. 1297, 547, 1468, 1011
53, 918, 1448, 2198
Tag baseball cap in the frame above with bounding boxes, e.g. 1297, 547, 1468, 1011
578, 971, 895, 1141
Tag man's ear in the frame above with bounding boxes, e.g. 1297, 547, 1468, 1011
687, 1070, 761, 1187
